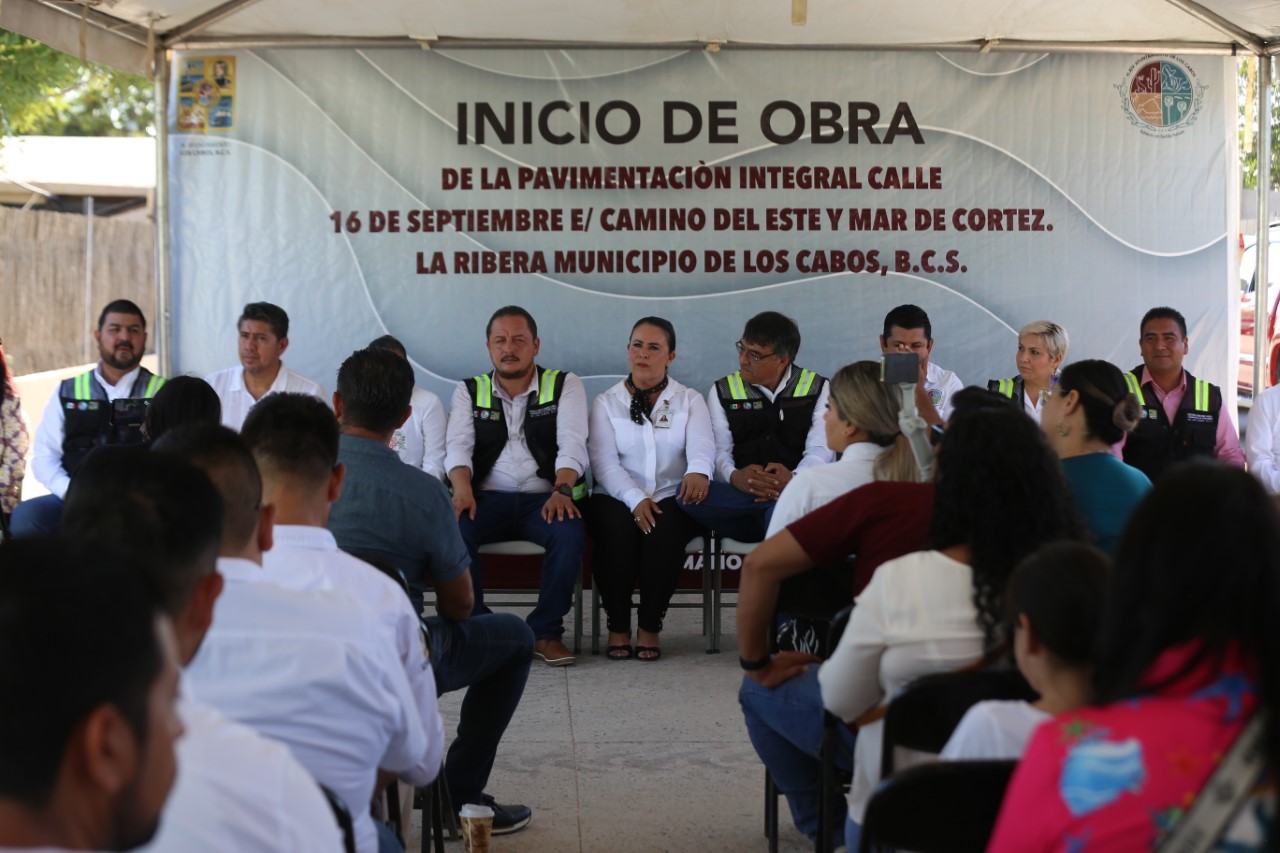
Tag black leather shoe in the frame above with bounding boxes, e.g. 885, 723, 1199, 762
464, 794, 532, 835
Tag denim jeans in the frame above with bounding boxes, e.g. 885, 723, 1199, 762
426, 611, 534, 806
677, 481, 774, 543
457, 490, 584, 640
9, 494, 63, 537
739, 668, 853, 845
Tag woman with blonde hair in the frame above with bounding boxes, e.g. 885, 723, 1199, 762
987, 320, 1069, 421
765, 361, 918, 538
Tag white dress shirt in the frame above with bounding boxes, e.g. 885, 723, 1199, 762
205, 364, 327, 431
1246, 383, 1280, 493
939, 699, 1050, 761
706, 365, 834, 484
263, 524, 445, 783
817, 549, 983, 824
588, 378, 714, 511
143, 687, 345, 853
390, 387, 447, 480
31, 364, 146, 499
923, 361, 965, 422
444, 369, 588, 493
764, 442, 881, 538
187, 557, 430, 853
1021, 387, 1046, 422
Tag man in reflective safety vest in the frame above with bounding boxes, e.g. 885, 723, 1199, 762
11, 299, 165, 537
1121, 306, 1244, 481
445, 306, 588, 668
680, 311, 832, 543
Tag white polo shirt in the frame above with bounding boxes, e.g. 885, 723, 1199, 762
263, 524, 445, 783
186, 557, 430, 853
765, 442, 882, 538
390, 387, 447, 481
143, 689, 345, 852
205, 364, 327, 431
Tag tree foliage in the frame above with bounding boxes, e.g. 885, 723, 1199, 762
1240, 56, 1280, 190
0, 29, 153, 137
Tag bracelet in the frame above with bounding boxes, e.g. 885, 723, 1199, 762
739, 654, 772, 672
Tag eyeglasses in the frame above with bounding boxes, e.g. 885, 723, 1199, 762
735, 341, 780, 364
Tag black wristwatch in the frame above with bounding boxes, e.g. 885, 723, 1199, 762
555, 483, 573, 499
739, 654, 772, 672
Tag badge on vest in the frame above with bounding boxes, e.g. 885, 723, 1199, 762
1186, 412, 1214, 424
475, 410, 502, 422
1141, 408, 1159, 420
66, 400, 102, 412
529, 403, 559, 418
653, 404, 673, 429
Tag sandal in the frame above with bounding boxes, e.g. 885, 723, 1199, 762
634, 645, 662, 662
606, 644, 633, 660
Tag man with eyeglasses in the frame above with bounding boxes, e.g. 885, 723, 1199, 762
878, 303, 964, 426
679, 311, 832, 543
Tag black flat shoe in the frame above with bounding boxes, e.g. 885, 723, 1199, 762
635, 645, 662, 662
606, 644, 633, 660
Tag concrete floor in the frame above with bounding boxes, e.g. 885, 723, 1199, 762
401, 592, 815, 853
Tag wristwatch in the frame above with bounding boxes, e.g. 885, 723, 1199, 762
555, 483, 573, 498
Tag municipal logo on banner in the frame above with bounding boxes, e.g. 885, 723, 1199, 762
1116, 55, 1205, 138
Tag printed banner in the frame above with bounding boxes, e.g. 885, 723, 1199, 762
167, 48, 1235, 407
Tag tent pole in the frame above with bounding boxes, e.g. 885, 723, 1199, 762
1256, 55, 1272, 397
154, 45, 173, 378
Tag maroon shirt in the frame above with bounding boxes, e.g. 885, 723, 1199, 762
787, 480, 935, 595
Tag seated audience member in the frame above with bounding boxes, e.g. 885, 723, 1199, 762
1245, 382, 1280, 493
0, 536, 182, 852
141, 375, 222, 443
13, 299, 165, 536
154, 425, 430, 853
327, 347, 534, 835
1042, 359, 1151, 555
765, 360, 919, 538
61, 447, 344, 853
739, 390, 1080, 850
0, 337, 29, 533
586, 316, 712, 661
1121, 306, 1244, 480
239, 392, 445, 778
368, 335, 447, 481
204, 302, 326, 431
986, 320, 1068, 422
680, 311, 832, 544
444, 306, 586, 667
990, 463, 1280, 851
878, 303, 963, 425
941, 541, 1109, 760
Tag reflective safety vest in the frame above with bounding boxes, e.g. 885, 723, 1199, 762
58, 367, 166, 476
463, 366, 586, 498
1121, 365, 1220, 481
713, 365, 826, 471
987, 376, 1026, 407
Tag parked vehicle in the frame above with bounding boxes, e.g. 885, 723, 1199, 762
1239, 227, 1280, 396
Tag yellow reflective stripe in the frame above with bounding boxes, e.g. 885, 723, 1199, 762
571, 482, 587, 501
539, 369, 560, 405
474, 374, 492, 409
74, 372, 91, 400
1125, 373, 1146, 406
144, 375, 165, 398
726, 372, 747, 400
998, 378, 1014, 398
794, 369, 816, 397
1195, 379, 1210, 412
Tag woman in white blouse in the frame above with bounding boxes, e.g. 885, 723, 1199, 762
985, 320, 1068, 422
586, 317, 713, 661
765, 361, 919, 539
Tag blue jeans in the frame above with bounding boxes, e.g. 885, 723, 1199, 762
457, 490, 584, 640
845, 815, 862, 852
739, 668, 853, 845
9, 494, 63, 537
426, 611, 534, 807
677, 481, 774, 543
376, 818, 403, 852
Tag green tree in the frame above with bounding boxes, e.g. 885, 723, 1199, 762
1240, 56, 1280, 190
0, 29, 153, 137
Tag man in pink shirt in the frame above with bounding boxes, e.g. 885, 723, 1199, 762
1120, 306, 1244, 481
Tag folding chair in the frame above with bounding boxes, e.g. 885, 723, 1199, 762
319, 784, 356, 853
590, 533, 715, 653
416, 773, 459, 853
711, 535, 757, 653
858, 760, 1018, 853
473, 540, 585, 654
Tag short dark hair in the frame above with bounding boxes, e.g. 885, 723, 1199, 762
486, 305, 538, 339
741, 311, 800, 361
238, 302, 289, 339
143, 376, 222, 443
151, 425, 262, 554
1057, 360, 1141, 445
335, 347, 414, 435
98, 299, 146, 330
630, 316, 677, 351
62, 447, 223, 617
0, 536, 163, 808
368, 334, 407, 358
882, 304, 932, 341
1140, 306, 1187, 339
241, 393, 339, 487
1007, 541, 1110, 668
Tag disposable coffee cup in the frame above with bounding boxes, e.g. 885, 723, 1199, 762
459, 803, 494, 853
